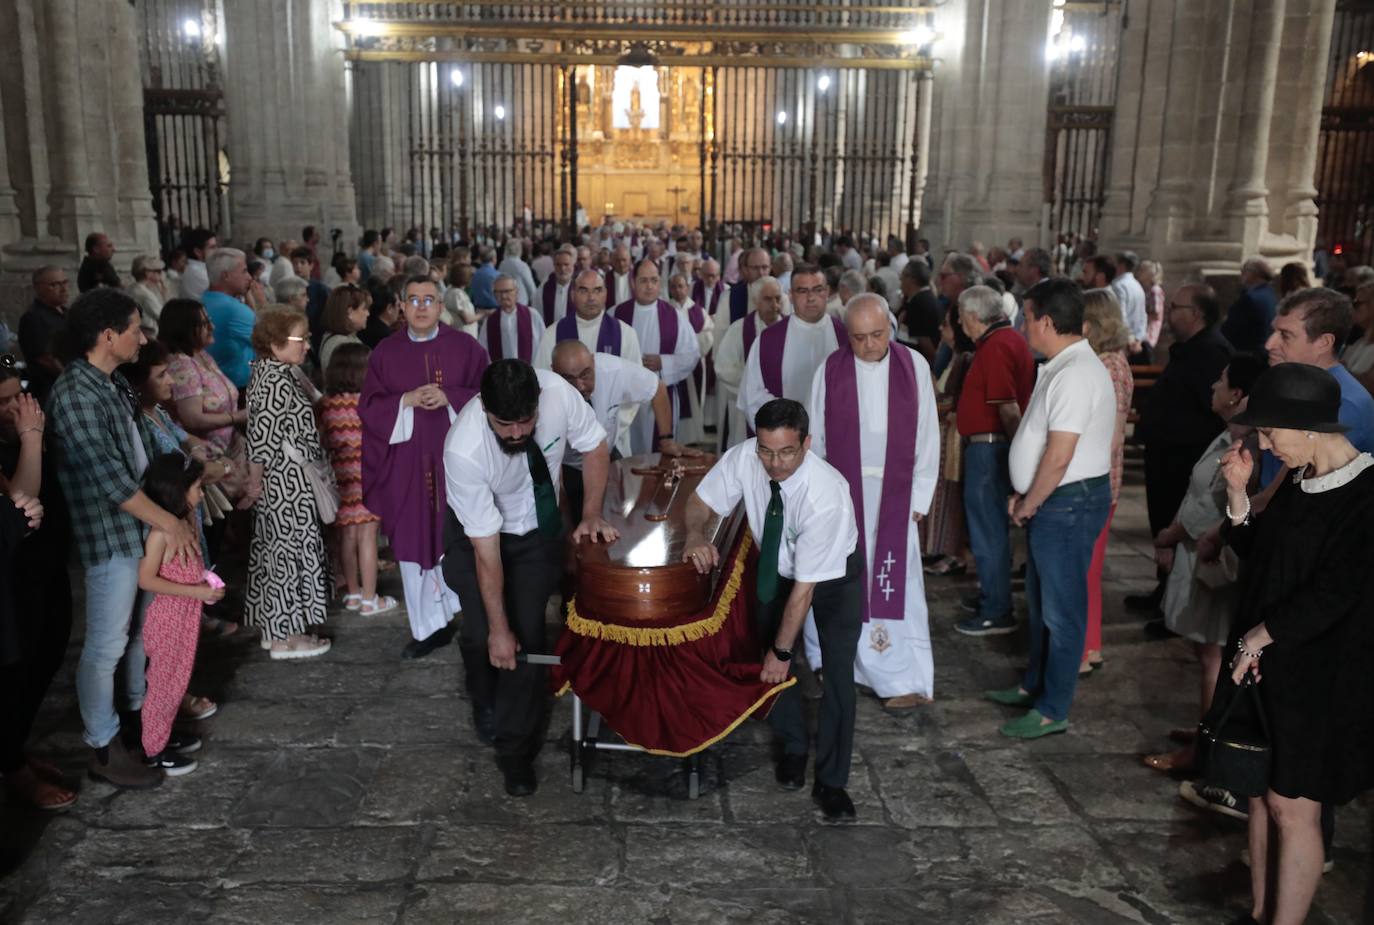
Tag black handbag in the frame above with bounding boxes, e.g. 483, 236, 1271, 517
1197, 673, 1271, 798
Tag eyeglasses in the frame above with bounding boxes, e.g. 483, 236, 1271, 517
407, 296, 437, 307
493, 289, 518, 298
755, 445, 801, 463
286, 335, 308, 344
792, 285, 828, 297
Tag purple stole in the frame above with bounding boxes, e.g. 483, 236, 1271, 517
824, 346, 918, 622
555, 311, 622, 355
758, 315, 847, 400
615, 298, 690, 421
485, 305, 534, 363
693, 279, 725, 316
540, 277, 569, 325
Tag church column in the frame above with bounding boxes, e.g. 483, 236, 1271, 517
1273, 0, 1337, 250
221, 0, 358, 244
1223, 0, 1287, 241
40, 0, 101, 244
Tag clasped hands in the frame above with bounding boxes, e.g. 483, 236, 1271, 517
405, 384, 450, 411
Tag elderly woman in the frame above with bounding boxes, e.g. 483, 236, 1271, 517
245, 308, 332, 660
319, 284, 371, 372
273, 276, 310, 315
127, 255, 169, 334
1216, 363, 1374, 925
1140, 353, 1266, 774
1078, 289, 1134, 674
159, 298, 249, 506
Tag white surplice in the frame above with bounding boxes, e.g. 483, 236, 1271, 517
802, 344, 942, 698
738, 313, 842, 423
712, 312, 780, 452
625, 301, 700, 454
672, 298, 715, 446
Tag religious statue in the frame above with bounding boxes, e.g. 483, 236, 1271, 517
626, 80, 645, 131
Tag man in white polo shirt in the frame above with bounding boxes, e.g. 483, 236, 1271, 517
549, 339, 702, 513
442, 359, 618, 796
986, 278, 1114, 740
683, 398, 862, 820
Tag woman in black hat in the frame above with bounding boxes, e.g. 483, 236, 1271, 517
1218, 363, 1374, 925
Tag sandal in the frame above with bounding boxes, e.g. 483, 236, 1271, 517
179, 694, 219, 721
6, 766, 77, 811
340, 593, 363, 612
200, 614, 239, 637
359, 595, 399, 617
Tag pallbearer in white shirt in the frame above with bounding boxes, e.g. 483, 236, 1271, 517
738, 264, 845, 424
613, 258, 700, 454
442, 359, 618, 797
549, 339, 701, 514
683, 399, 863, 820
478, 274, 545, 364
804, 295, 941, 709
713, 276, 785, 452
668, 272, 714, 447
536, 245, 576, 326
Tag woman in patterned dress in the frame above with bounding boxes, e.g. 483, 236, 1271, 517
921, 307, 973, 576
157, 299, 250, 507
244, 308, 332, 660
321, 342, 396, 617
1079, 289, 1134, 675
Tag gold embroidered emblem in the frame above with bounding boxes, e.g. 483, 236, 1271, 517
869, 622, 892, 654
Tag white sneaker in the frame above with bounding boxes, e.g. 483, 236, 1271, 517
269, 634, 332, 660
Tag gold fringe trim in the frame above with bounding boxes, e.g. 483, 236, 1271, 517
553, 676, 798, 758
563, 532, 753, 647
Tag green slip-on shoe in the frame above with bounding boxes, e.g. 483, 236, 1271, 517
999, 709, 1069, 739
983, 687, 1034, 707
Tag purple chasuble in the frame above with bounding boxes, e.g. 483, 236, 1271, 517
555, 311, 622, 354
616, 298, 690, 419
540, 277, 568, 325
758, 315, 847, 399
358, 325, 489, 569
824, 346, 918, 621
485, 305, 535, 363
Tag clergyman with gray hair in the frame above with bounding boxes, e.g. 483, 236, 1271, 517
952, 284, 1036, 637
1219, 256, 1278, 352
202, 247, 257, 388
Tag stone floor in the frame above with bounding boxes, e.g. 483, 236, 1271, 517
1, 481, 1371, 924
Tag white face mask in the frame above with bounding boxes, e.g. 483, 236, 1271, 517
263, 248, 275, 261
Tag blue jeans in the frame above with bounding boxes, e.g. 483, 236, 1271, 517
1021, 476, 1111, 722
963, 441, 1013, 618
77, 557, 151, 748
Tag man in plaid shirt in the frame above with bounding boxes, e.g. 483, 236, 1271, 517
47, 288, 196, 789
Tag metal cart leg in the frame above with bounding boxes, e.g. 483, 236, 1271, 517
685, 753, 701, 800
570, 694, 585, 793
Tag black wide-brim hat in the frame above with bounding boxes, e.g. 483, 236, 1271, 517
1230, 363, 1350, 433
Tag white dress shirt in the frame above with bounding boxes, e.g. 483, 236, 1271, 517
695, 442, 858, 583
179, 259, 209, 300
565, 353, 660, 469
1008, 338, 1116, 493
1109, 272, 1149, 343
444, 369, 607, 537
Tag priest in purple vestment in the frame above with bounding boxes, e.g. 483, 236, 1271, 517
360, 275, 490, 658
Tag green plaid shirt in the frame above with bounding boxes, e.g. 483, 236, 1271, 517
47, 359, 154, 566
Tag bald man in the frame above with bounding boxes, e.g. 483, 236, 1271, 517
551, 339, 700, 512
803, 295, 940, 707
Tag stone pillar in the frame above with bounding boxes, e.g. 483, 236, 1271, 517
920, 0, 1055, 252
1099, 0, 1335, 281
0, 0, 159, 326
221, 0, 358, 246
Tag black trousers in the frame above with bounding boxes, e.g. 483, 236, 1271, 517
1143, 441, 1210, 537
443, 514, 562, 765
755, 549, 863, 788
0, 569, 73, 773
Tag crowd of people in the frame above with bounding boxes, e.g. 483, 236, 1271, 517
1, 217, 1372, 925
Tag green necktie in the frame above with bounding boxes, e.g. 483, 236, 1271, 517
756, 479, 784, 604
524, 440, 561, 538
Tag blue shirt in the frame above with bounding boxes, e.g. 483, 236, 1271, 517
358, 249, 376, 283
202, 290, 257, 389
1260, 362, 1374, 484
471, 263, 499, 309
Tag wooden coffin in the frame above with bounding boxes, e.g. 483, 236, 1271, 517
573, 453, 745, 622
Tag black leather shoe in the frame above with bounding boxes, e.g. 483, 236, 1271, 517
498, 759, 537, 797
811, 783, 856, 820
775, 753, 807, 791
401, 624, 455, 660
472, 705, 496, 746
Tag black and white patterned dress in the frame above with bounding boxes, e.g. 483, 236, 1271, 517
245, 358, 331, 640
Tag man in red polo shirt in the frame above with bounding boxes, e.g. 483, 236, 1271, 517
954, 285, 1035, 635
